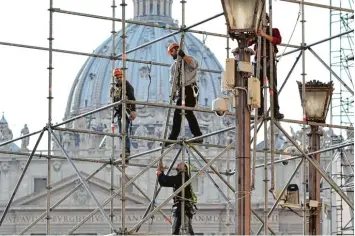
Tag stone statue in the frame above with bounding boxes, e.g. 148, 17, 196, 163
153, 125, 164, 148
134, 122, 149, 148
102, 124, 113, 149
20, 124, 30, 150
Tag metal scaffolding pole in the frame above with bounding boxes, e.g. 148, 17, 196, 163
1, 0, 354, 235
184, 143, 235, 208
0, 41, 222, 74
278, 51, 302, 94
18, 164, 107, 235
280, 0, 354, 12
180, 0, 187, 233
274, 122, 354, 210
54, 100, 122, 127
280, 118, 354, 130
109, 0, 117, 232
127, 142, 235, 234
114, 165, 171, 223
135, 148, 182, 232
53, 118, 353, 143
256, 158, 304, 235
46, 0, 54, 233
300, 1, 308, 234
261, 7, 269, 235
66, 144, 176, 235
182, 144, 278, 235
0, 129, 45, 226
277, 30, 354, 58
120, 0, 128, 233
308, 47, 354, 96
269, 0, 276, 196
50, 128, 118, 233
52, 8, 226, 38
0, 129, 42, 148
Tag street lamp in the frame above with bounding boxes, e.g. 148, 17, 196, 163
221, 0, 265, 40
297, 80, 334, 123
297, 80, 334, 235
219, 1, 265, 235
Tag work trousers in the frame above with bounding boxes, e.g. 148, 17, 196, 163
118, 117, 131, 152
256, 61, 281, 114
171, 205, 195, 235
169, 85, 202, 140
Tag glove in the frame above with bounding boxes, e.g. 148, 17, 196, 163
110, 87, 115, 97
178, 49, 185, 58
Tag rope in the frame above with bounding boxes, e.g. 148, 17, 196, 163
277, 3, 301, 62
195, 33, 208, 107
136, 62, 153, 109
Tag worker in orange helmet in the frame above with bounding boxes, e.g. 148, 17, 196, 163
110, 68, 137, 159
165, 42, 203, 147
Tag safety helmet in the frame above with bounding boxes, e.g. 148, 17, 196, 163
167, 42, 179, 55
176, 161, 191, 173
113, 68, 123, 77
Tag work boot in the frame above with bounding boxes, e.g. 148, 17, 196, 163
258, 109, 264, 117
120, 149, 130, 164
274, 111, 284, 120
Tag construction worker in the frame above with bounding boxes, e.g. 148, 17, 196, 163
165, 42, 203, 146
110, 68, 137, 158
157, 161, 197, 235
248, 13, 284, 120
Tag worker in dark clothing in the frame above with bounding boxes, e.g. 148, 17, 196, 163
165, 42, 203, 146
248, 13, 284, 120
157, 161, 197, 235
110, 68, 137, 157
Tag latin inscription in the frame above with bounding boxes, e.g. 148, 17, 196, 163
2, 214, 277, 224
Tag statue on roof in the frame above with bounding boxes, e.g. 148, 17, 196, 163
20, 124, 30, 150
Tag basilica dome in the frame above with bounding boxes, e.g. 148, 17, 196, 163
64, 0, 223, 118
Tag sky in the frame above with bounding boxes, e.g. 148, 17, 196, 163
0, 0, 353, 151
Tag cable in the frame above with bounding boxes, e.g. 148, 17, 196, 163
277, 3, 301, 62
136, 62, 153, 109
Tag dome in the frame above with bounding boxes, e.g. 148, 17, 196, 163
64, 0, 223, 118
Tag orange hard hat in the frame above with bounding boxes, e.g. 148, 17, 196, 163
167, 42, 179, 55
113, 68, 123, 77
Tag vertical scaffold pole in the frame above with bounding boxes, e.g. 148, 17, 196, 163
110, 0, 117, 232
300, 0, 308, 234
180, 0, 187, 234
47, 0, 54, 234
262, 7, 269, 236
120, 0, 127, 233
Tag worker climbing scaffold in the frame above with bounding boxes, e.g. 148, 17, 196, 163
164, 42, 204, 146
110, 68, 137, 160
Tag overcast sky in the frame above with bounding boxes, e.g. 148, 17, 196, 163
0, 0, 353, 151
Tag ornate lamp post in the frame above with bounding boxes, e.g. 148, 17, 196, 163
220, 0, 265, 235
297, 80, 334, 235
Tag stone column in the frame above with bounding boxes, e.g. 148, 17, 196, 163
133, 0, 138, 17
160, 0, 164, 16
165, 0, 169, 17
139, 0, 144, 16
153, 0, 157, 15
145, 0, 149, 15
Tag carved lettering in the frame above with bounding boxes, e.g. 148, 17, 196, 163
1, 212, 277, 224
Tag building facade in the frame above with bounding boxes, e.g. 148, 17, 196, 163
0, 0, 353, 235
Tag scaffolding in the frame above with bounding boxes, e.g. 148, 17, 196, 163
0, 0, 354, 235
330, 0, 354, 235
